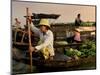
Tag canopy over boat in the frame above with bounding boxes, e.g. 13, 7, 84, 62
24, 13, 60, 19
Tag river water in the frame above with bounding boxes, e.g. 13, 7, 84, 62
12, 58, 96, 75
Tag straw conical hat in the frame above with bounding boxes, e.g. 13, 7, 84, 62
75, 28, 82, 32
39, 19, 50, 28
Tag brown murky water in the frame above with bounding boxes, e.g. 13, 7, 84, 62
12, 58, 96, 74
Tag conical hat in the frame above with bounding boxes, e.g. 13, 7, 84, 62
75, 28, 82, 32
39, 19, 50, 28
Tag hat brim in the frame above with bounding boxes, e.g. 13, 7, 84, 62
39, 25, 50, 29
74, 29, 81, 32
39, 24, 50, 28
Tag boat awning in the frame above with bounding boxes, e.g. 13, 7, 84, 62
24, 13, 60, 19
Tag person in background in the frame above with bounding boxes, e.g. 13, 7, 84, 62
73, 29, 81, 43
75, 14, 82, 26
66, 29, 81, 43
66, 30, 74, 43
28, 17, 55, 60
14, 18, 21, 28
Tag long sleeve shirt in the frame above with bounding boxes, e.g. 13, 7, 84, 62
30, 24, 55, 56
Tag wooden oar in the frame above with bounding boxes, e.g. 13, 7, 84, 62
26, 7, 33, 72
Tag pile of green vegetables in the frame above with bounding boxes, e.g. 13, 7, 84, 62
79, 40, 96, 57
80, 22, 95, 26
64, 48, 81, 57
64, 48, 81, 60
64, 40, 96, 58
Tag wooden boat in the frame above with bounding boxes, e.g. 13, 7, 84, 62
12, 44, 96, 69
12, 25, 96, 68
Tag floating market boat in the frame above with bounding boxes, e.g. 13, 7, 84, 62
12, 13, 96, 69
13, 47, 96, 68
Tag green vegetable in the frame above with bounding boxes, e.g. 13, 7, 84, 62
64, 40, 96, 58
65, 40, 96, 58
80, 22, 94, 26
79, 40, 96, 57
65, 48, 81, 57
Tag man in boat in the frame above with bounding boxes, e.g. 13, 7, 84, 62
14, 18, 21, 29
13, 18, 25, 29
29, 17, 55, 60
75, 14, 82, 26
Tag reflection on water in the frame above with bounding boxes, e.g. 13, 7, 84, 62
12, 60, 38, 74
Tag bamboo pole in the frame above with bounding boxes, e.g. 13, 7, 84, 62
26, 7, 33, 72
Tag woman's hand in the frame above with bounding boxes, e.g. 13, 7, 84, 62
29, 46, 36, 53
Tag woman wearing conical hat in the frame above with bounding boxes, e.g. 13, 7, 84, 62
29, 18, 55, 60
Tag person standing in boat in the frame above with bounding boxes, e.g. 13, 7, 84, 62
14, 18, 21, 28
73, 28, 81, 43
29, 17, 55, 60
75, 14, 82, 26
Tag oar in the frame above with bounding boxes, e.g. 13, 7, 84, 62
26, 7, 33, 72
